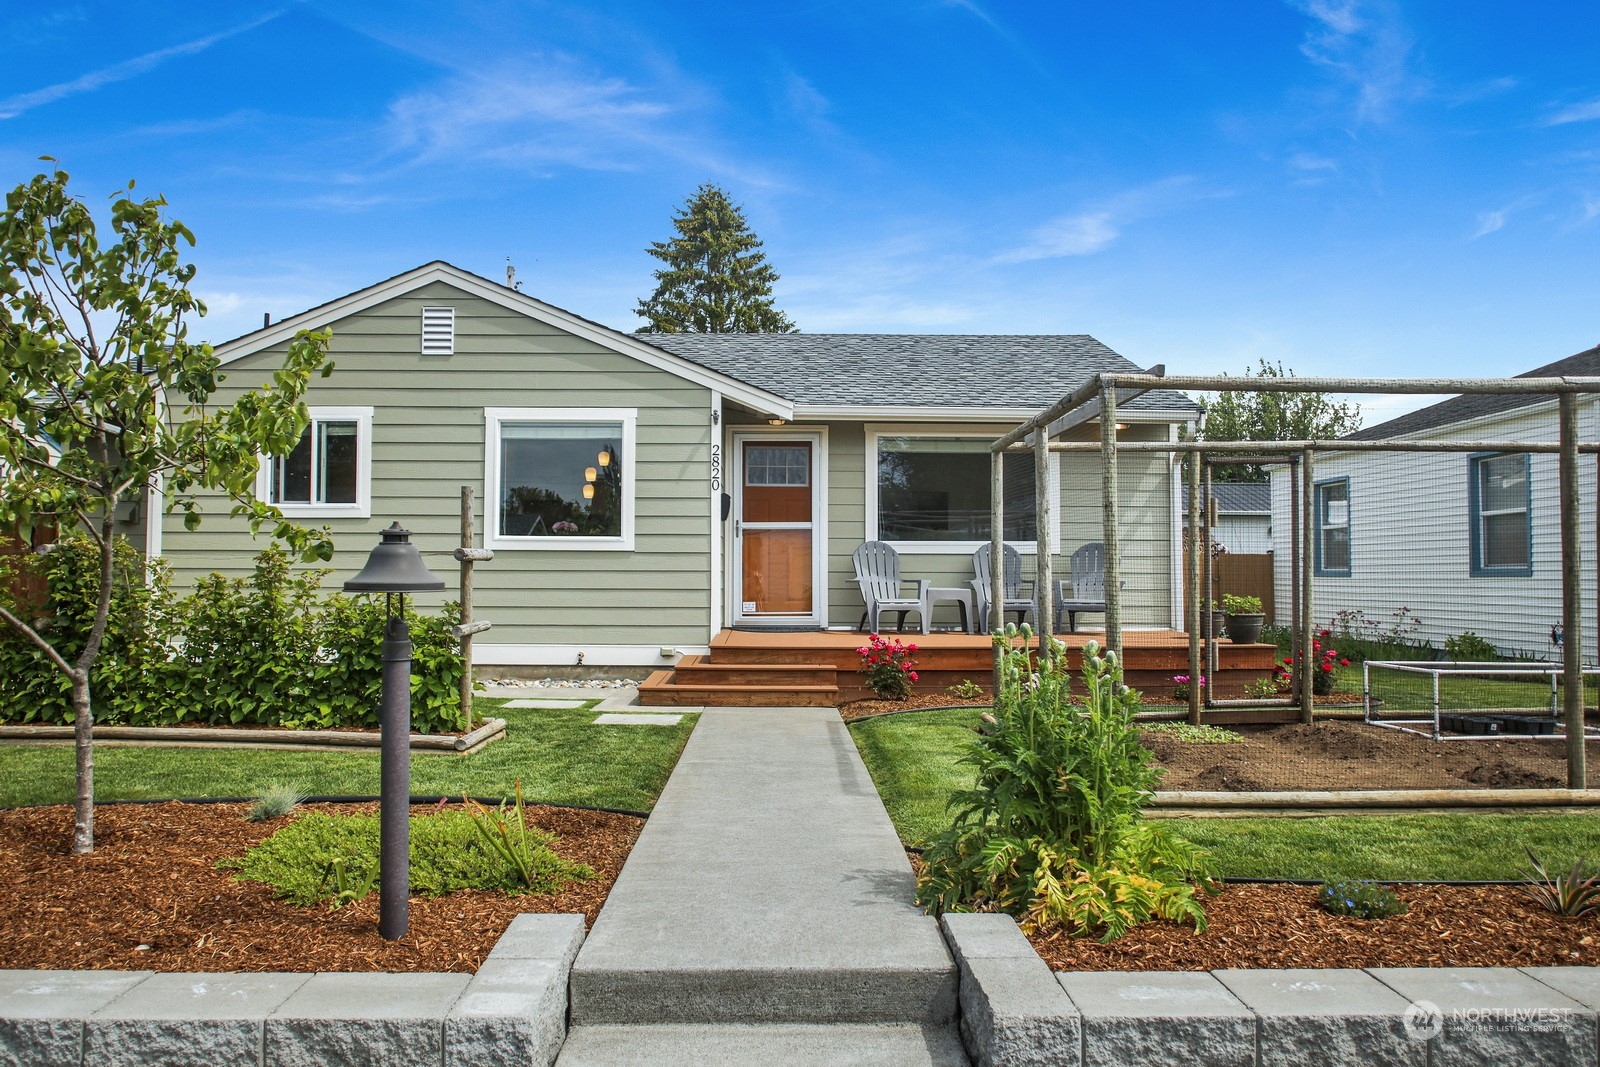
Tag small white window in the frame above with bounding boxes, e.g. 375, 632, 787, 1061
256, 407, 373, 518
421, 306, 455, 355
485, 408, 637, 551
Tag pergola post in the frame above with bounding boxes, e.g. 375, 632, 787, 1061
1186, 448, 1202, 726
1034, 428, 1054, 663
990, 448, 1005, 695
1300, 447, 1315, 726
1560, 394, 1586, 787
1099, 382, 1122, 656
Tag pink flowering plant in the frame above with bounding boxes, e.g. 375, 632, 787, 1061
857, 633, 920, 700
1170, 674, 1206, 701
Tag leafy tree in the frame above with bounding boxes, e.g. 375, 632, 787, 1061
0, 166, 334, 852
636, 183, 797, 333
1198, 359, 1362, 482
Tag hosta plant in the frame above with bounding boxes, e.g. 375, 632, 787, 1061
917, 627, 1216, 941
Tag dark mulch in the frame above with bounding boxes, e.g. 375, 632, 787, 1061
0, 801, 641, 973
1029, 883, 1600, 971
839, 694, 985, 722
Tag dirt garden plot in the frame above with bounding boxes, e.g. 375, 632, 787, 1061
0, 801, 641, 973
1143, 720, 1600, 791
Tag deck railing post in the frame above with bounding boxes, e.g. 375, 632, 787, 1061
1099, 382, 1122, 656
1560, 393, 1586, 787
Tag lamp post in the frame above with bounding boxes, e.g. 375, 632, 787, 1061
344, 522, 445, 940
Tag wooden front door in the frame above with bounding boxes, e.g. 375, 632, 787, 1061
735, 438, 817, 622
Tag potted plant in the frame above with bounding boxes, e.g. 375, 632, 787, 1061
1207, 600, 1227, 639
1222, 593, 1265, 645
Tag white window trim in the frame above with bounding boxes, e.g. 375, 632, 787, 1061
254, 406, 373, 519
485, 407, 637, 552
865, 424, 1059, 555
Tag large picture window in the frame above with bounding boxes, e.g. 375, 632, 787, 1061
256, 407, 372, 518
485, 408, 636, 550
1314, 478, 1350, 577
873, 435, 1038, 545
1470, 453, 1531, 576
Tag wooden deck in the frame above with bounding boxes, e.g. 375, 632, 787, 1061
639, 628, 1284, 709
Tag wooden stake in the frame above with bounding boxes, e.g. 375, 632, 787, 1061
1300, 448, 1315, 726
459, 486, 476, 727
1187, 449, 1202, 726
1099, 384, 1122, 656
1035, 428, 1053, 662
1561, 395, 1586, 787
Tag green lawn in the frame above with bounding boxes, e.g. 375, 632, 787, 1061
0, 698, 696, 813
850, 705, 1600, 880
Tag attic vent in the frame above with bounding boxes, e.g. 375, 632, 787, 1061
421, 306, 455, 355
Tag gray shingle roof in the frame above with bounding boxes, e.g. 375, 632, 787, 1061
1346, 344, 1600, 440
1181, 482, 1271, 514
641, 333, 1199, 413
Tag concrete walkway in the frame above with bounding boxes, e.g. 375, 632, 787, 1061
559, 707, 962, 1065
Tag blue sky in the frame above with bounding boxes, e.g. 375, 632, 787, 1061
4, 1, 1598, 424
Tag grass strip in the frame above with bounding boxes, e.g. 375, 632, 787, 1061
0, 699, 695, 814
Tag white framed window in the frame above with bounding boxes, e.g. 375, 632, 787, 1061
485, 408, 636, 551
865, 428, 1057, 553
1470, 452, 1532, 576
255, 406, 373, 518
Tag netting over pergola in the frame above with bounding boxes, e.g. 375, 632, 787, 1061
991, 370, 1600, 789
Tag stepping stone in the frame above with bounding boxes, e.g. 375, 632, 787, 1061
503, 698, 594, 710
592, 713, 683, 726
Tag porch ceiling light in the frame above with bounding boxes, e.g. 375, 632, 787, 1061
768, 418, 786, 426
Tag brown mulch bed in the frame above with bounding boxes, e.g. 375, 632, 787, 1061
1030, 883, 1600, 971
839, 694, 986, 722
0, 801, 641, 973
1144, 719, 1600, 791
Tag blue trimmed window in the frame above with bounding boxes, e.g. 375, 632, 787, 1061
1469, 453, 1532, 577
1314, 478, 1351, 577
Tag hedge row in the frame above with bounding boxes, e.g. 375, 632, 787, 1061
0, 537, 469, 734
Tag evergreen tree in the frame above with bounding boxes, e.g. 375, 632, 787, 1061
636, 183, 796, 333
1198, 359, 1362, 482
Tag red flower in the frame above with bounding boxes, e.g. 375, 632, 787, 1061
1339, 659, 1351, 667
909, 671, 920, 681
1321, 663, 1334, 672
1284, 656, 1295, 665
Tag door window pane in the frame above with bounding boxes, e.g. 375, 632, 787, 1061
877, 437, 1035, 541
500, 422, 624, 538
746, 446, 809, 486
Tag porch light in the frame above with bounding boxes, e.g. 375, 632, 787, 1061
768, 418, 786, 427
585, 466, 598, 482
583, 483, 595, 500
343, 522, 445, 941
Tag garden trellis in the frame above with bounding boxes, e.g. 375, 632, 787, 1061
993, 371, 1600, 791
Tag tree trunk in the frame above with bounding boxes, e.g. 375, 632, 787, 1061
71, 669, 94, 853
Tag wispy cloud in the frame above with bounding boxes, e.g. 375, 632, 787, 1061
1288, 0, 1424, 123
994, 177, 1205, 264
942, 0, 1050, 78
0, 10, 285, 120
1543, 97, 1600, 127
1287, 151, 1339, 185
381, 58, 777, 186
1472, 209, 1508, 238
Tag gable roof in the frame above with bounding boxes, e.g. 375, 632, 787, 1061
211, 262, 795, 419
643, 333, 1198, 417
1347, 344, 1600, 441
1181, 482, 1271, 515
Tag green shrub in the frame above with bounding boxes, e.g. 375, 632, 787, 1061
226, 809, 592, 906
917, 627, 1217, 940
1222, 594, 1262, 615
0, 538, 470, 733
1445, 631, 1498, 662
1316, 878, 1407, 919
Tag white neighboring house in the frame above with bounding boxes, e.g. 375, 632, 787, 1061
1183, 482, 1272, 554
1268, 345, 1600, 662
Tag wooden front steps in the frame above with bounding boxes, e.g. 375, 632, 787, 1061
638, 630, 1287, 709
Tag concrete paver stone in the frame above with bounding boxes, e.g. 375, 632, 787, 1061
265, 971, 471, 1067
1369, 966, 1597, 1067
1214, 968, 1422, 1067
85, 972, 310, 1067
0, 970, 152, 1067
1058, 970, 1255, 1067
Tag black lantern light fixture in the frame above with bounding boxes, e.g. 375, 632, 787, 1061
344, 522, 445, 940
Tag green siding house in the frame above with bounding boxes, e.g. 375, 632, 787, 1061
153, 262, 1198, 668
